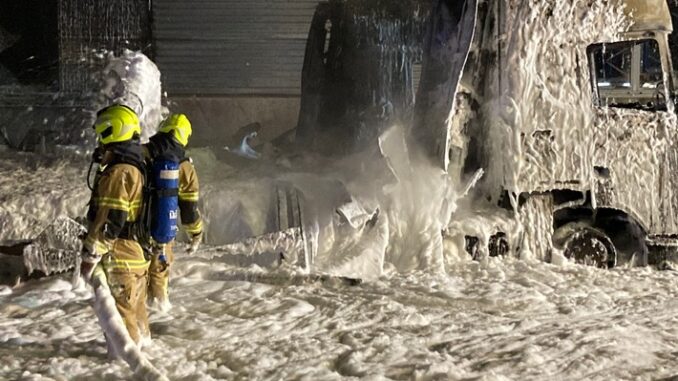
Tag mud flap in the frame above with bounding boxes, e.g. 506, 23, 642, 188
413, 0, 478, 171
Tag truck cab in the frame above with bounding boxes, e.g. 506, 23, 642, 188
572, 0, 678, 266
485, 0, 678, 267
432, 0, 678, 268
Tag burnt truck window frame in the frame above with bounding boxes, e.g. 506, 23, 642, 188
587, 39, 666, 111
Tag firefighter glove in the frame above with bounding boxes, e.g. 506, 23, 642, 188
79, 247, 102, 284
188, 232, 203, 254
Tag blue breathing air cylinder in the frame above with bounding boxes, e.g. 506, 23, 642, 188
150, 160, 180, 244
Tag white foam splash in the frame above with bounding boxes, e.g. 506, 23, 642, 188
98, 50, 168, 141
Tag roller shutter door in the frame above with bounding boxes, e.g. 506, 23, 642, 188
153, 0, 319, 95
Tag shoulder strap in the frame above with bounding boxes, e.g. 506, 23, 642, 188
131, 159, 153, 251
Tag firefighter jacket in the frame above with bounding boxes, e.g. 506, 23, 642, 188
84, 143, 148, 273
145, 133, 203, 236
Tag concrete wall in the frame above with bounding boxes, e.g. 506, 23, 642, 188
168, 96, 301, 148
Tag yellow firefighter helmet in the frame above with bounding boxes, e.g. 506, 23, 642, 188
159, 113, 192, 147
94, 105, 141, 145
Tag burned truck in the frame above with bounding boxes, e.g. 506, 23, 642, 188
298, 0, 678, 268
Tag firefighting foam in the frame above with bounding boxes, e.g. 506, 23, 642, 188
2, 0, 678, 380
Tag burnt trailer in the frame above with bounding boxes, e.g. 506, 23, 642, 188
298, 0, 678, 268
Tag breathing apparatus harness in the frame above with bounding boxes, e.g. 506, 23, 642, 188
86, 147, 105, 192
135, 134, 185, 268
85, 141, 148, 245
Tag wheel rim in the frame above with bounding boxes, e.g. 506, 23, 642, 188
563, 229, 615, 269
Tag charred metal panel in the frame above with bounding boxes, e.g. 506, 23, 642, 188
413, 0, 478, 170
153, 0, 319, 95
297, 0, 431, 152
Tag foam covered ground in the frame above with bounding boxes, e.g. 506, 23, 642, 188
4, 256, 678, 380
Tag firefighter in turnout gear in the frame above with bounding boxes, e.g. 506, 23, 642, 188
144, 113, 203, 311
80, 104, 150, 344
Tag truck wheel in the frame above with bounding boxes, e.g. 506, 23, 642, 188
562, 227, 616, 269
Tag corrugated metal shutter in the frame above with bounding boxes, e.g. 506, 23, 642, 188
153, 0, 320, 96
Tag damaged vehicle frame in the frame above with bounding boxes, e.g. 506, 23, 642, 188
297, 0, 678, 269
416, 0, 678, 268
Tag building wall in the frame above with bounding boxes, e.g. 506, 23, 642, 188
1, 0, 317, 150
153, 0, 319, 147
152, 0, 319, 96
169, 96, 300, 148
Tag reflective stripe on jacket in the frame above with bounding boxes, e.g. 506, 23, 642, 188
85, 163, 146, 270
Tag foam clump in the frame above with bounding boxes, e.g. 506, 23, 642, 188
98, 49, 168, 141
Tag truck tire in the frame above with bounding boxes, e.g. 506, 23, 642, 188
557, 224, 617, 269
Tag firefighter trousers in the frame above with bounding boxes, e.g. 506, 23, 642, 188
102, 239, 150, 343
